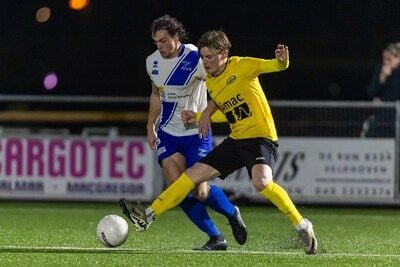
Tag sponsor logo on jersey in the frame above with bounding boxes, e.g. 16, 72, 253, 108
219, 94, 244, 111
152, 60, 159, 74
218, 94, 252, 123
226, 75, 236, 85
181, 60, 193, 71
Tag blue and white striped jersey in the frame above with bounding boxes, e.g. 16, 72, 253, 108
146, 44, 207, 136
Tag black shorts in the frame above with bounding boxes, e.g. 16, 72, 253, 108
199, 137, 278, 179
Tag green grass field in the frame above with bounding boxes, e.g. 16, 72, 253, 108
0, 201, 399, 266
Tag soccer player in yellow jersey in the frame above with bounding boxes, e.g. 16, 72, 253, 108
120, 30, 318, 254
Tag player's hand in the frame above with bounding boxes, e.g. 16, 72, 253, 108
198, 113, 211, 139
181, 110, 196, 124
147, 131, 157, 150
275, 44, 289, 62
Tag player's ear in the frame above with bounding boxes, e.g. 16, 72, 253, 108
221, 50, 229, 59
173, 34, 180, 43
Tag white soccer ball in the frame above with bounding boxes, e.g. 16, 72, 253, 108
96, 214, 129, 247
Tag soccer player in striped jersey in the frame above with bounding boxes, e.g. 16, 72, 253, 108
120, 16, 246, 251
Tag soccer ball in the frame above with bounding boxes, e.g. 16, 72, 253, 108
96, 214, 129, 247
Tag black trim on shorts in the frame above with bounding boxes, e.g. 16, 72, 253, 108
199, 137, 278, 179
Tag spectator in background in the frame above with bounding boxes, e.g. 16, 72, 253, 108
367, 43, 400, 101
362, 43, 400, 138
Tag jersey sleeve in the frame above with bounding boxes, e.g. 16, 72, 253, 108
145, 56, 153, 80
240, 57, 289, 77
198, 59, 207, 79
195, 110, 227, 123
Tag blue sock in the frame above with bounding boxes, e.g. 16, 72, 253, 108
204, 185, 235, 218
180, 194, 221, 238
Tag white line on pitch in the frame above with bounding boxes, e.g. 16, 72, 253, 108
0, 246, 399, 258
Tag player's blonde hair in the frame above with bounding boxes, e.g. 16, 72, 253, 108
197, 30, 231, 55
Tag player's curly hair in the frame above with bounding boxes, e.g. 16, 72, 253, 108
151, 15, 187, 42
197, 30, 231, 54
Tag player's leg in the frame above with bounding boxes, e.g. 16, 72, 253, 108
162, 152, 227, 250
186, 136, 247, 245
120, 139, 240, 233
150, 162, 218, 217
119, 162, 218, 230
248, 139, 317, 254
194, 182, 235, 217
193, 182, 247, 245
184, 136, 234, 219
252, 164, 303, 225
138, 138, 240, 220
252, 164, 317, 254
119, 165, 221, 236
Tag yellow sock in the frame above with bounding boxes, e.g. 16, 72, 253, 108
150, 173, 195, 216
259, 182, 303, 226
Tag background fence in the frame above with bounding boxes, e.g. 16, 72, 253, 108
0, 95, 398, 204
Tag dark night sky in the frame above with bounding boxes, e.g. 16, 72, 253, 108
1, 0, 400, 100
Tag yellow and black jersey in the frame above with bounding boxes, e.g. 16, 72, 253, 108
205, 56, 288, 141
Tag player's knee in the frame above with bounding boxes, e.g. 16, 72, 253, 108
192, 185, 209, 201
186, 162, 216, 184
252, 176, 273, 192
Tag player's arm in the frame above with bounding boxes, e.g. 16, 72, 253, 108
198, 100, 220, 139
181, 102, 227, 124
197, 109, 226, 122
248, 44, 290, 76
196, 61, 226, 122
147, 84, 161, 150
261, 44, 289, 72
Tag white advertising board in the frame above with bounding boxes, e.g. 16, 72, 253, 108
211, 137, 396, 204
0, 136, 157, 201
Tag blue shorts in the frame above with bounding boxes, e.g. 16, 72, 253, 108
156, 130, 212, 167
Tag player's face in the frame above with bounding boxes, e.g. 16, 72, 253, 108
152, 30, 180, 59
200, 47, 228, 76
